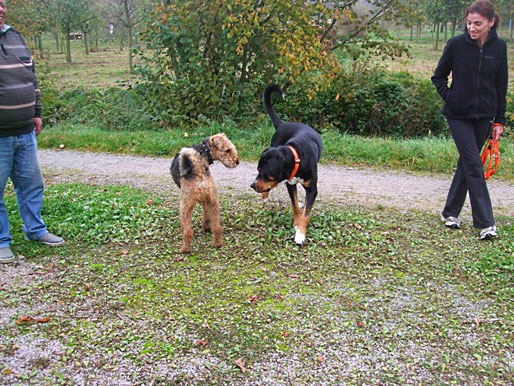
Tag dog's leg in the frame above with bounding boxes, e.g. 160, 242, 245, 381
286, 183, 302, 228
179, 197, 196, 254
201, 201, 211, 232
206, 196, 223, 248
295, 183, 318, 245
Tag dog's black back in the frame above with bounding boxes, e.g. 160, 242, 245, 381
263, 84, 322, 161
170, 142, 210, 188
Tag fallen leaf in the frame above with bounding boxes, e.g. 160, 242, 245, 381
234, 357, 246, 373
317, 355, 325, 363
194, 339, 208, 347
146, 199, 154, 205
16, 316, 51, 325
121, 249, 129, 255
356, 320, 364, 327
277, 295, 285, 301
289, 273, 299, 279
248, 295, 259, 303
283, 331, 289, 337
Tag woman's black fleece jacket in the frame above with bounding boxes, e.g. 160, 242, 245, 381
431, 28, 508, 125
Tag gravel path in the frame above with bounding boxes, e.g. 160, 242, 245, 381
38, 149, 514, 217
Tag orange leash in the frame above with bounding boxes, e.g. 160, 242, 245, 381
287, 146, 300, 181
481, 137, 499, 180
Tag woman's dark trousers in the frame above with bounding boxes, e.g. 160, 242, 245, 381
443, 118, 494, 229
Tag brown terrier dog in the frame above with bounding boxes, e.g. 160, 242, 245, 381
170, 133, 239, 253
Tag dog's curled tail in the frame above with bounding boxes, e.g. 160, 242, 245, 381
263, 84, 284, 129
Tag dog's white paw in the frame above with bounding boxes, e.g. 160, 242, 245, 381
298, 202, 304, 209
294, 229, 306, 244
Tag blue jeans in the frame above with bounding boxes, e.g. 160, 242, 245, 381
0, 131, 47, 247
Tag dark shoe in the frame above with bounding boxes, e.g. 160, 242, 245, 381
441, 215, 461, 229
0, 247, 15, 264
35, 233, 64, 246
480, 226, 497, 240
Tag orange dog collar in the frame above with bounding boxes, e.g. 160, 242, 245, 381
287, 146, 300, 181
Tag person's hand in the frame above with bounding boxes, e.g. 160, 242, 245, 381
33, 117, 43, 136
492, 123, 503, 142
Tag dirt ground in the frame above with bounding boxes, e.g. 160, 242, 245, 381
38, 149, 514, 220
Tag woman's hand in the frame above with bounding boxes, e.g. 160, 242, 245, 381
492, 123, 503, 142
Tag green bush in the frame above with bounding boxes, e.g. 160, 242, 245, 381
279, 70, 447, 137
36, 60, 60, 126
44, 87, 157, 131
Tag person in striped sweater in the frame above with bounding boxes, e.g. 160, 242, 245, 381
0, 0, 64, 264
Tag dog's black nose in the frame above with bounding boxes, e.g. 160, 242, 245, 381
250, 181, 256, 190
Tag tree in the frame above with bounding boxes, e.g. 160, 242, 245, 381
112, 0, 149, 72
7, 0, 50, 56
137, 0, 418, 126
52, 0, 92, 64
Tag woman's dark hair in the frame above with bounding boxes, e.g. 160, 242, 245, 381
466, 0, 500, 29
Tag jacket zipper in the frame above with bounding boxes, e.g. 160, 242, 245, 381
475, 46, 483, 120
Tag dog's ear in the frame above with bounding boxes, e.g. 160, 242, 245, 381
179, 154, 194, 179
211, 133, 227, 149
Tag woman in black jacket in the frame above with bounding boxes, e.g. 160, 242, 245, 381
431, 0, 508, 240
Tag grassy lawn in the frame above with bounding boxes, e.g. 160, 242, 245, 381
0, 182, 512, 383
40, 36, 135, 91
0, 30, 511, 384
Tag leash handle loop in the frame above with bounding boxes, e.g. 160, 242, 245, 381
481, 137, 500, 180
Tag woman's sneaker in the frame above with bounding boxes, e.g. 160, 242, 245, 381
441, 215, 461, 229
479, 226, 497, 240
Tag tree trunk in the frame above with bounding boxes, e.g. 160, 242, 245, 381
124, 0, 134, 72
127, 25, 133, 72
84, 31, 89, 55
240, 44, 249, 83
443, 22, 448, 43
65, 28, 72, 64
60, 33, 65, 55
434, 22, 440, 50
37, 34, 44, 58
54, 31, 60, 53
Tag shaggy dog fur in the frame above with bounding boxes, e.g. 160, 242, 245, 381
170, 133, 239, 253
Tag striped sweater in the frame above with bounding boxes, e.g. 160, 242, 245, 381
0, 24, 41, 136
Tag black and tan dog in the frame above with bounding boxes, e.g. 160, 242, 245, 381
251, 84, 322, 244
171, 133, 239, 253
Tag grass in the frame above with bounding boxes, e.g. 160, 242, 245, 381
387, 29, 514, 86
40, 36, 135, 91
37, 123, 514, 179
1, 182, 512, 383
